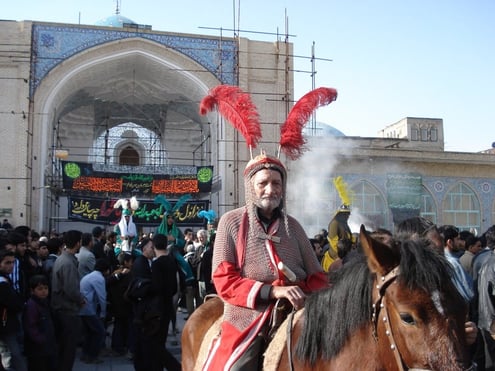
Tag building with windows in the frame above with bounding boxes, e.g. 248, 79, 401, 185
0, 14, 294, 233
287, 119, 495, 236
1, 13, 494, 236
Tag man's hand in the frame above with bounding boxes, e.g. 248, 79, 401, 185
465, 321, 478, 345
270, 285, 306, 310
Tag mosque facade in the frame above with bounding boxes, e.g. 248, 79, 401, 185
1, 15, 494, 235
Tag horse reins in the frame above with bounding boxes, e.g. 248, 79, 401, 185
286, 308, 296, 371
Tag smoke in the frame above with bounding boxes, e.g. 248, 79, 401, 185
284, 131, 424, 237
286, 136, 357, 236
347, 207, 375, 233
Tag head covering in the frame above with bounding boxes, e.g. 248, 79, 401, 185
333, 176, 352, 214
243, 153, 287, 180
243, 153, 289, 237
200, 84, 338, 235
113, 197, 139, 249
154, 194, 191, 236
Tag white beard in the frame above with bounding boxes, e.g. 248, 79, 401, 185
257, 197, 281, 213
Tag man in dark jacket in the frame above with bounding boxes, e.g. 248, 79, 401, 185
149, 234, 180, 371
107, 252, 134, 355
51, 230, 85, 371
0, 249, 26, 371
130, 238, 154, 370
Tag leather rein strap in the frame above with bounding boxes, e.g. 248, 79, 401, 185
371, 266, 411, 371
286, 308, 296, 371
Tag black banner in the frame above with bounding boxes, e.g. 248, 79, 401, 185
61, 161, 213, 195
68, 196, 209, 227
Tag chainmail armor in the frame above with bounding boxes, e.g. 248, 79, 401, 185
212, 206, 323, 332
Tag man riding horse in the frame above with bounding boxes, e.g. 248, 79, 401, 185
197, 85, 337, 370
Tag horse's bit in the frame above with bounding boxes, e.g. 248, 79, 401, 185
371, 266, 476, 371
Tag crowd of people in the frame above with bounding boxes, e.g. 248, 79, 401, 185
0, 216, 217, 371
1, 201, 495, 370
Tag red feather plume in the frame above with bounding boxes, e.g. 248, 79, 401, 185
199, 85, 262, 148
279, 87, 338, 160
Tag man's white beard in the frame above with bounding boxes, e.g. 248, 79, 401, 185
257, 197, 281, 212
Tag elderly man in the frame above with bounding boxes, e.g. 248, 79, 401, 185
203, 154, 329, 370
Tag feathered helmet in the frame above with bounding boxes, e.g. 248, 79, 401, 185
333, 176, 352, 214
154, 194, 191, 219
200, 85, 337, 232
113, 196, 139, 216
200, 85, 337, 164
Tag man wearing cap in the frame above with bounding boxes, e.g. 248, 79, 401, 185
203, 154, 329, 370
322, 204, 353, 272
322, 176, 354, 272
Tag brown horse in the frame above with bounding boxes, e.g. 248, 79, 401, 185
182, 226, 473, 370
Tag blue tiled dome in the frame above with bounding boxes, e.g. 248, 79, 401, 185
303, 121, 346, 137
95, 15, 137, 28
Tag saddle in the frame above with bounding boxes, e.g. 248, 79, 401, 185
194, 297, 299, 371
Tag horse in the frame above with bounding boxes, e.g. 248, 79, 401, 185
182, 225, 473, 370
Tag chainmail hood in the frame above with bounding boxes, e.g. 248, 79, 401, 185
244, 153, 289, 237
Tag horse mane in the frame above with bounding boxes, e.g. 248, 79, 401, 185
295, 238, 454, 365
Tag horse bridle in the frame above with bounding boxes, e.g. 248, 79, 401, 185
285, 266, 475, 371
371, 267, 478, 371
372, 266, 416, 371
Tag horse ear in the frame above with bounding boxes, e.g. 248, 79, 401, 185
360, 224, 398, 276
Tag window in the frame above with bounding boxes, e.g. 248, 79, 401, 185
411, 125, 419, 141
430, 127, 438, 142
420, 127, 428, 141
351, 180, 389, 230
119, 146, 140, 166
420, 186, 437, 224
90, 122, 165, 165
442, 183, 480, 231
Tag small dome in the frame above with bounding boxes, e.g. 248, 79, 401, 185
95, 14, 137, 28
303, 121, 346, 137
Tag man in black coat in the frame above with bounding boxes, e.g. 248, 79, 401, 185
149, 234, 181, 371
0, 249, 27, 371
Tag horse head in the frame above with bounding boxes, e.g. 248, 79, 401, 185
360, 225, 473, 371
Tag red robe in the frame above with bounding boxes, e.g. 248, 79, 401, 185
202, 207, 328, 370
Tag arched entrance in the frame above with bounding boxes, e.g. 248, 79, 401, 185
30, 37, 221, 230
119, 146, 140, 166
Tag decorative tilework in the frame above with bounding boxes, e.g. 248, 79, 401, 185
481, 182, 491, 193
433, 181, 444, 193
329, 174, 495, 232
30, 24, 237, 97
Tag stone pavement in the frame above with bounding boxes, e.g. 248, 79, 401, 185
72, 310, 187, 371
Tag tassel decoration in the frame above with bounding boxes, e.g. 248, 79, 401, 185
113, 198, 127, 210
279, 87, 337, 160
200, 85, 262, 149
198, 209, 217, 224
172, 194, 191, 212
333, 176, 352, 206
154, 195, 172, 213
129, 196, 139, 211
154, 194, 191, 216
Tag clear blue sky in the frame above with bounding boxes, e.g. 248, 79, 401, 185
3, 0, 494, 152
